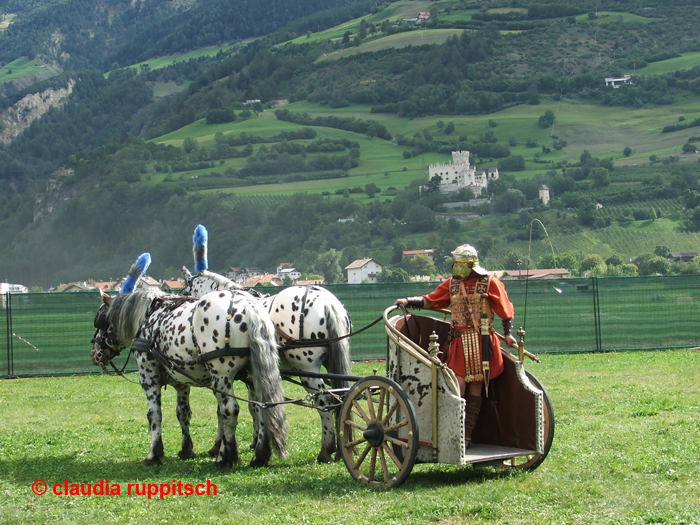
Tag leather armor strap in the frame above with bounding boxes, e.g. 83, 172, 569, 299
406, 296, 424, 309
502, 318, 514, 337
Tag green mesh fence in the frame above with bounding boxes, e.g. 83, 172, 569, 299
3, 276, 700, 378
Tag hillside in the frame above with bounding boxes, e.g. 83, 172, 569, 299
2, 0, 700, 288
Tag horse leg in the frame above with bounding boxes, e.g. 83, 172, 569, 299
208, 405, 223, 458
211, 379, 240, 468
248, 386, 272, 468
175, 384, 196, 460
248, 382, 259, 450
139, 363, 165, 466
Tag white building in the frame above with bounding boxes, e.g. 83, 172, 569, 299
0, 282, 29, 294
278, 268, 301, 281
604, 74, 636, 88
427, 151, 499, 196
539, 184, 550, 206
345, 258, 384, 284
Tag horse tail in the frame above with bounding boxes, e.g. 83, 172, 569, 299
193, 224, 208, 273
324, 299, 352, 390
246, 299, 289, 457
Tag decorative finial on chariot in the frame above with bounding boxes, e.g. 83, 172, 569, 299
517, 326, 526, 363
428, 331, 440, 360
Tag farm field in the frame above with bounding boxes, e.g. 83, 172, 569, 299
147, 97, 700, 198
0, 13, 16, 32
0, 351, 698, 524
629, 51, 700, 77
0, 58, 60, 84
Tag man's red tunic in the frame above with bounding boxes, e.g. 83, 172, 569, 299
422, 276, 514, 380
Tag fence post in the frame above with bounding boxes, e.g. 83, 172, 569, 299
6, 292, 13, 377
592, 277, 602, 352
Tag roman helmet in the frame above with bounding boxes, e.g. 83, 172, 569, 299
450, 244, 488, 278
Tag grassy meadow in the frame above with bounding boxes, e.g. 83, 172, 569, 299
0, 58, 60, 84
0, 351, 699, 524
629, 51, 700, 77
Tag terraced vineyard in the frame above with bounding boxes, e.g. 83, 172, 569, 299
597, 198, 684, 219
219, 194, 294, 208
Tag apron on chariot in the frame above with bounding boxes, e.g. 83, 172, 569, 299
422, 274, 514, 383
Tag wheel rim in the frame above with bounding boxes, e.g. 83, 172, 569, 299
339, 376, 418, 488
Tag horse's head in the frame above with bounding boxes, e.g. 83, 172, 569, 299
91, 290, 126, 369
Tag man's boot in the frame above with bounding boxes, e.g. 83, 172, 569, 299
464, 394, 483, 450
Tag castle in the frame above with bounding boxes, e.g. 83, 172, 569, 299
427, 151, 499, 196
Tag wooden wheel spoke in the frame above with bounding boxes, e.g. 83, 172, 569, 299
353, 443, 371, 470
382, 398, 399, 426
346, 436, 367, 448
365, 387, 376, 421
369, 448, 377, 482
351, 399, 371, 424
382, 442, 403, 469
384, 434, 408, 448
378, 447, 390, 483
377, 387, 386, 421
344, 419, 367, 431
384, 419, 408, 434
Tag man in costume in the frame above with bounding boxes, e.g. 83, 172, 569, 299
395, 244, 517, 448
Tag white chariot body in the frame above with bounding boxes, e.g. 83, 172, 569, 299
337, 306, 555, 487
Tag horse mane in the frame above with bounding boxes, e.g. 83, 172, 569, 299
108, 290, 165, 347
199, 270, 241, 290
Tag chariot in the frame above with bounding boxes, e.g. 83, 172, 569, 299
330, 305, 555, 488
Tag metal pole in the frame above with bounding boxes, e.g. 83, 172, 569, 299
7, 292, 14, 377
592, 277, 602, 352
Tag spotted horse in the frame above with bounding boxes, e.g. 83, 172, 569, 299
91, 253, 288, 468
182, 225, 352, 463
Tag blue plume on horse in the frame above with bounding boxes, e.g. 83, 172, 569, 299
193, 224, 208, 273
120, 252, 152, 294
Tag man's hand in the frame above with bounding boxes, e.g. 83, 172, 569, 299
504, 334, 518, 349
394, 298, 409, 307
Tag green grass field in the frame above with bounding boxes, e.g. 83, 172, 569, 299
628, 51, 700, 77
0, 58, 60, 84
1, 351, 698, 524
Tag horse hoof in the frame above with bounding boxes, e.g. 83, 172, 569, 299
144, 457, 162, 466
249, 457, 268, 469
316, 452, 333, 464
178, 449, 197, 460
214, 459, 233, 468
207, 445, 219, 458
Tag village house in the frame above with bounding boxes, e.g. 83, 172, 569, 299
161, 279, 186, 293
241, 274, 283, 287
426, 151, 499, 196
667, 252, 699, 263
0, 282, 29, 294
500, 268, 570, 280
345, 258, 385, 284
539, 184, 550, 206
401, 249, 435, 260
604, 74, 636, 88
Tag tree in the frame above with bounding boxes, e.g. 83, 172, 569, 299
538, 110, 555, 128
579, 254, 605, 274
589, 167, 611, 188
504, 251, 525, 271
409, 254, 436, 276
404, 204, 436, 233
317, 249, 343, 284
377, 267, 411, 283
183, 137, 198, 153
365, 182, 380, 198
640, 256, 669, 275
493, 189, 526, 214
623, 146, 632, 157
654, 245, 671, 258
444, 122, 455, 134
536, 252, 579, 275
683, 142, 697, 154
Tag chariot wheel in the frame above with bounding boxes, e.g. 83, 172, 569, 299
338, 376, 419, 488
502, 370, 555, 470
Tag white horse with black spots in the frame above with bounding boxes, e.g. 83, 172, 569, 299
182, 225, 352, 463
91, 253, 288, 468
